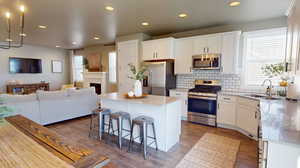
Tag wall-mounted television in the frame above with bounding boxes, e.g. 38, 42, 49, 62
9, 57, 42, 73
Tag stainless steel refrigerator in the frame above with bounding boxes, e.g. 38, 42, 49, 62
142, 60, 176, 96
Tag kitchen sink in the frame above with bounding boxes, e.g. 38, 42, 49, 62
247, 94, 282, 100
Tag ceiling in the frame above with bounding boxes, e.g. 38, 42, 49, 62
0, 0, 292, 49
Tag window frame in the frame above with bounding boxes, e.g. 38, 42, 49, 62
241, 27, 287, 90
73, 55, 84, 82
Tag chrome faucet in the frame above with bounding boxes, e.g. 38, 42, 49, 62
261, 79, 273, 97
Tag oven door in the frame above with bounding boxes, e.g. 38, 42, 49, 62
188, 95, 217, 126
188, 96, 217, 115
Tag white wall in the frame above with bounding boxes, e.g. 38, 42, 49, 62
0, 44, 70, 92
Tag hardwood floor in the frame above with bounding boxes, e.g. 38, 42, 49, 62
47, 117, 258, 168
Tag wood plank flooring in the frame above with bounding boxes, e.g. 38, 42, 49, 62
47, 117, 258, 168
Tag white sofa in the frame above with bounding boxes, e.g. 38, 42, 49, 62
0, 88, 98, 125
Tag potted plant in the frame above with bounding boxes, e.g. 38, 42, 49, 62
128, 63, 147, 97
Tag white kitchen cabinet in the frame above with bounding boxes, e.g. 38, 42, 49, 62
221, 31, 241, 74
217, 95, 236, 126
174, 38, 194, 74
236, 97, 259, 138
117, 40, 139, 94
193, 34, 222, 55
142, 37, 175, 61
170, 90, 188, 120
265, 141, 300, 168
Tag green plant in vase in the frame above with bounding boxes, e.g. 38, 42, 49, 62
128, 63, 147, 97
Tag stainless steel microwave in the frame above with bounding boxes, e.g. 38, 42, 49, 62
192, 54, 221, 70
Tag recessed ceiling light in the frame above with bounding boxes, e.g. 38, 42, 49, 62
56, 45, 61, 48
72, 42, 77, 45
141, 22, 150, 26
19, 33, 26, 37
93, 37, 100, 40
229, 1, 241, 7
178, 13, 188, 18
38, 25, 47, 29
6, 38, 13, 42
105, 6, 114, 11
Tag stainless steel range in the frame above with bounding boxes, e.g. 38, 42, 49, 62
188, 80, 221, 126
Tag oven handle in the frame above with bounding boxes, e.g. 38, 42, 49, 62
188, 95, 217, 100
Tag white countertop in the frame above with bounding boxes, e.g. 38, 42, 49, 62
101, 92, 180, 106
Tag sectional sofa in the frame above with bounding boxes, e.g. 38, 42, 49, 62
0, 87, 98, 125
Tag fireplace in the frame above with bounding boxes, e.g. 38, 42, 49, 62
90, 83, 101, 95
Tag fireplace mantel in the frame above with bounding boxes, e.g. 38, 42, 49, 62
83, 71, 108, 94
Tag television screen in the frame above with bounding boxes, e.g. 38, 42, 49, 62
9, 57, 42, 73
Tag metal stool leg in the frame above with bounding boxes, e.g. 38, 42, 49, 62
117, 116, 123, 149
128, 123, 134, 152
89, 114, 93, 137
98, 113, 102, 140
143, 123, 148, 159
152, 123, 158, 151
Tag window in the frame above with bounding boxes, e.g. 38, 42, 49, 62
108, 51, 117, 83
73, 55, 83, 81
242, 28, 287, 87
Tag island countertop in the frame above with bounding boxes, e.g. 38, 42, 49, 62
101, 92, 180, 106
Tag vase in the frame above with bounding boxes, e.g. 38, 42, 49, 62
134, 80, 142, 97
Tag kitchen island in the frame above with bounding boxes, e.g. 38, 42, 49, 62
101, 92, 182, 152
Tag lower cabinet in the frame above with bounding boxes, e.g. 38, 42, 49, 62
236, 97, 259, 138
263, 141, 300, 168
217, 95, 236, 126
170, 90, 188, 120
217, 95, 259, 139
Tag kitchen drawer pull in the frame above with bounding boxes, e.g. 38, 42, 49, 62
223, 97, 231, 100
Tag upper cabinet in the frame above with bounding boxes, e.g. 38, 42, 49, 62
287, 0, 300, 75
142, 37, 175, 61
193, 34, 222, 54
174, 37, 194, 74
221, 31, 241, 74
174, 31, 241, 74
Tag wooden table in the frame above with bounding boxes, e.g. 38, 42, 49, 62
1, 115, 113, 168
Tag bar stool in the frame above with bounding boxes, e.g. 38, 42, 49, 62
89, 108, 111, 140
128, 115, 158, 159
108, 111, 131, 149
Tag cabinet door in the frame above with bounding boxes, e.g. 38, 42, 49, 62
236, 104, 258, 137
193, 36, 207, 55
217, 101, 236, 126
221, 31, 241, 74
156, 38, 174, 60
174, 38, 194, 74
142, 41, 156, 61
207, 35, 222, 53
170, 91, 188, 119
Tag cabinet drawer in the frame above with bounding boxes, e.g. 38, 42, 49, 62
237, 97, 259, 107
218, 95, 236, 102
170, 91, 188, 98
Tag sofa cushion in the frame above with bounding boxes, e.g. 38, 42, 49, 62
37, 90, 68, 100
67, 87, 96, 97
0, 94, 38, 103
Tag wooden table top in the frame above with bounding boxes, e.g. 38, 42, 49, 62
3, 115, 110, 168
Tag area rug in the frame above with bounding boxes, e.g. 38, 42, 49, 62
176, 133, 240, 168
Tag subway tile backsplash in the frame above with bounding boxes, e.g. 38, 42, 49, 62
176, 70, 241, 92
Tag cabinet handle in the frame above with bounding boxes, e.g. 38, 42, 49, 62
185, 100, 187, 105
255, 111, 257, 119
217, 103, 219, 109
153, 52, 155, 58
223, 97, 231, 100
207, 47, 209, 53
203, 48, 205, 53
190, 67, 192, 72
156, 52, 158, 58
